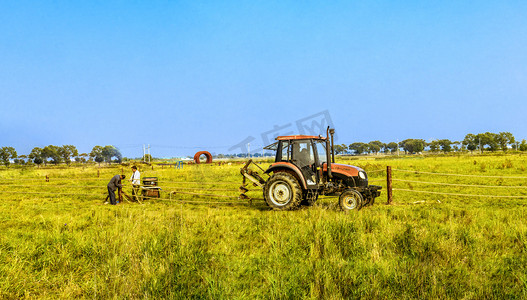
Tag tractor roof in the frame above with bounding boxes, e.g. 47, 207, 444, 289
276, 135, 326, 141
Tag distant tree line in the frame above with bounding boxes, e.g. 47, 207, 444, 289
1, 132, 526, 166
0, 145, 122, 167
335, 132, 526, 155
212, 131, 526, 158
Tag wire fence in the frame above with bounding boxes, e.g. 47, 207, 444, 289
2, 166, 527, 205
388, 168, 527, 201
394, 168, 527, 179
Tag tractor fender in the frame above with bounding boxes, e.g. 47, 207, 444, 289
265, 162, 307, 189
332, 172, 357, 187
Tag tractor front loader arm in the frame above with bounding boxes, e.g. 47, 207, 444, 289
239, 159, 270, 202
240, 159, 267, 189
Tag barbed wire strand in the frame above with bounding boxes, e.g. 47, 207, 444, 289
0, 184, 108, 189
393, 188, 527, 198
0, 187, 250, 197
0, 190, 255, 205
368, 179, 385, 183
394, 169, 527, 179
0, 184, 248, 192
0, 178, 240, 184
393, 179, 527, 189
0, 190, 106, 197
364, 169, 386, 174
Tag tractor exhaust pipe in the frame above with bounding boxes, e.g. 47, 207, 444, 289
326, 127, 333, 178
329, 128, 335, 163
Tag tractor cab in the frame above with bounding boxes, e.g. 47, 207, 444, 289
265, 135, 327, 189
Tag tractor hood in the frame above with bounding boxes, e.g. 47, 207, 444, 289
323, 163, 364, 177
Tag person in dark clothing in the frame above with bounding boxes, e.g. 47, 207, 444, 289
107, 174, 126, 205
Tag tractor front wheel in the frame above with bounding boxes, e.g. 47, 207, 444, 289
339, 189, 363, 211
264, 173, 302, 210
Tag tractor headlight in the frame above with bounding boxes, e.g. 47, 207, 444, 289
359, 171, 367, 180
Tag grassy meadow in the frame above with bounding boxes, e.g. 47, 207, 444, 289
1, 154, 527, 299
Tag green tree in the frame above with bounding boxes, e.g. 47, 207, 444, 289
29, 147, 44, 166
497, 132, 515, 151
17, 154, 28, 165
368, 141, 385, 154
340, 143, 349, 154
452, 141, 461, 152
520, 140, 527, 152
333, 144, 346, 154
90, 146, 105, 165
386, 142, 399, 154
77, 153, 88, 163
349, 142, 369, 155
429, 140, 440, 152
42, 145, 62, 164
400, 139, 426, 154
102, 145, 122, 163
438, 139, 452, 153
58, 145, 78, 165
463, 134, 478, 151
477, 132, 499, 151
0, 147, 17, 167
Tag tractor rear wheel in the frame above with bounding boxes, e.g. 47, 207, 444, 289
264, 173, 302, 210
339, 189, 363, 211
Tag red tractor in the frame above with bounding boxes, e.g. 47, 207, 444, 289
240, 128, 382, 211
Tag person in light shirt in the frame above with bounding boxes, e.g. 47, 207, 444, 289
130, 166, 141, 201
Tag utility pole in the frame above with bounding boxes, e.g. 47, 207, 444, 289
143, 144, 151, 162
147, 144, 151, 163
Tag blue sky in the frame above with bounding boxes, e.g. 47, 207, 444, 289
1, 1, 526, 158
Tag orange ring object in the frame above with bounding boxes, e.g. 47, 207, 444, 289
194, 151, 213, 164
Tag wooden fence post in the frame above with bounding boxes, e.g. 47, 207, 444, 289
386, 166, 393, 204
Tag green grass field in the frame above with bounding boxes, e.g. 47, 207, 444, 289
1, 154, 527, 299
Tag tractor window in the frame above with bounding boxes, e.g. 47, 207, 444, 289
315, 141, 327, 164
280, 141, 290, 161
264, 142, 278, 151
292, 141, 315, 167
